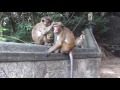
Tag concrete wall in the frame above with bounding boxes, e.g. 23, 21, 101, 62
0, 58, 101, 78
0, 28, 101, 78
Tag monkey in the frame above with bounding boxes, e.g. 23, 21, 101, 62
31, 16, 54, 46
46, 30, 54, 46
75, 31, 85, 48
45, 22, 75, 78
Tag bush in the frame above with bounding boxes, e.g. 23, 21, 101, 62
0, 12, 110, 43
93, 15, 109, 34
0, 27, 8, 42
14, 22, 33, 43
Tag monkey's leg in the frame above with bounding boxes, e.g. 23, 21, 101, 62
48, 41, 62, 53
54, 49, 60, 53
45, 42, 62, 57
61, 42, 73, 53
43, 35, 51, 46
37, 35, 45, 45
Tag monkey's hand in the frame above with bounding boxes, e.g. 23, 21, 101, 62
51, 21, 55, 26
45, 52, 50, 57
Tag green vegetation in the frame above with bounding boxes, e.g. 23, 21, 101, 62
0, 12, 109, 43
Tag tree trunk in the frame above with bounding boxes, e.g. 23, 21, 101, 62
10, 17, 16, 33
0, 12, 4, 37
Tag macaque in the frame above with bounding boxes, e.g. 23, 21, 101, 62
46, 31, 54, 45
45, 22, 75, 78
75, 31, 85, 48
31, 16, 54, 45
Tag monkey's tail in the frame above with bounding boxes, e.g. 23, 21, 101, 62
69, 51, 73, 78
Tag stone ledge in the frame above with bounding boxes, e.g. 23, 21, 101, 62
0, 51, 101, 62
0, 42, 98, 53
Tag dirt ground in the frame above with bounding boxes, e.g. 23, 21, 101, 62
100, 47, 120, 78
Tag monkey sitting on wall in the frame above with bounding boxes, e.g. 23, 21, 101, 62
31, 16, 54, 46
45, 22, 75, 54
45, 22, 75, 78
75, 31, 85, 48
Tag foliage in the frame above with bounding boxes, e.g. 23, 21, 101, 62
0, 26, 8, 33
0, 12, 110, 43
0, 27, 8, 42
15, 22, 33, 42
93, 15, 109, 34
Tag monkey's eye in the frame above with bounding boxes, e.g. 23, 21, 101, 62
42, 20, 45, 22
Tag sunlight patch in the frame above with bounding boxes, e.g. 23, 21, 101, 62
101, 69, 116, 74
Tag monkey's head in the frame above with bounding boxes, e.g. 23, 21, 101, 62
47, 31, 54, 40
79, 34, 85, 40
41, 16, 52, 27
53, 22, 64, 34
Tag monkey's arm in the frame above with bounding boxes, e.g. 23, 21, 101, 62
45, 40, 63, 57
48, 40, 63, 53
38, 34, 45, 41
41, 22, 54, 35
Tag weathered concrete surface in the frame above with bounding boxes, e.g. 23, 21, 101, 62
0, 68, 7, 78
0, 58, 101, 78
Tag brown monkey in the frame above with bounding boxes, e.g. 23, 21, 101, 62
46, 22, 75, 53
45, 22, 75, 78
46, 30, 54, 45
75, 31, 85, 48
31, 16, 54, 45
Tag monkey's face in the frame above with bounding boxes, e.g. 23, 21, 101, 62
79, 35, 85, 40
53, 22, 64, 34
42, 19, 51, 26
47, 32, 54, 40
53, 25, 62, 34
41, 16, 51, 26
